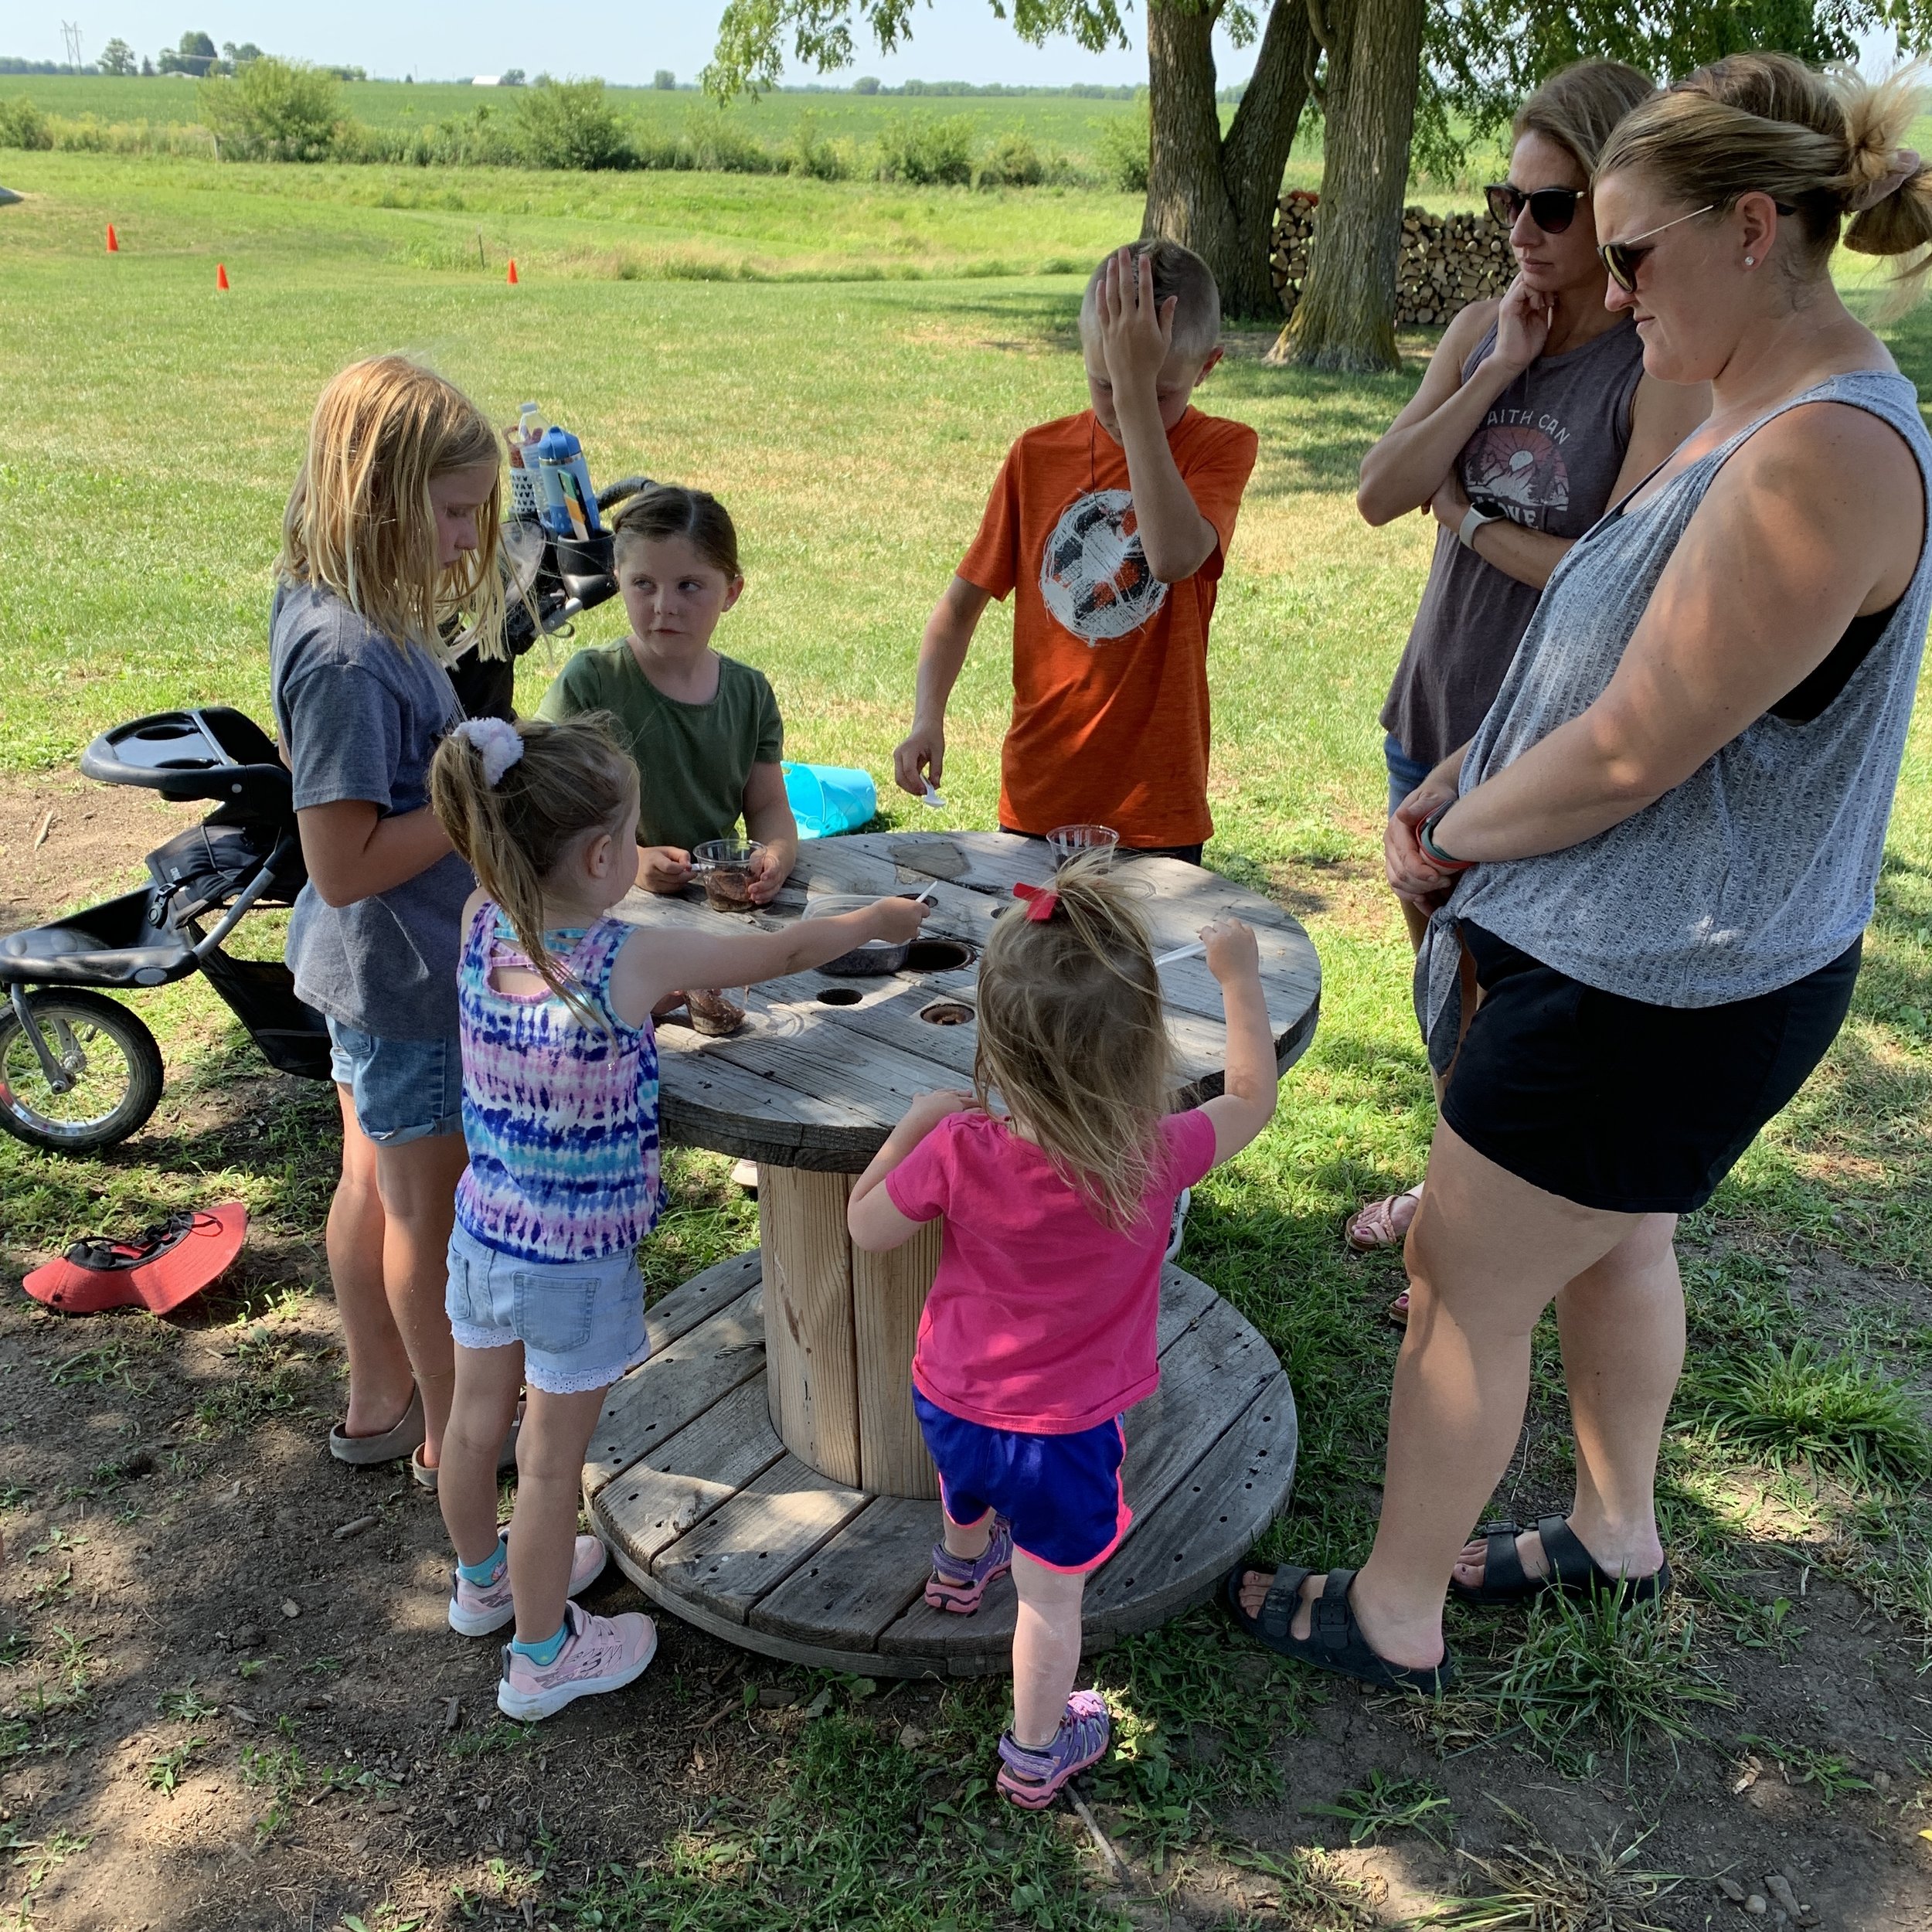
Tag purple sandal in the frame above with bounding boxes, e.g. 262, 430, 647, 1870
926, 1516, 1013, 1614
997, 1690, 1112, 1808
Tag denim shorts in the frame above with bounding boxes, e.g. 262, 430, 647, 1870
1383, 733, 1436, 818
913, 1388, 1131, 1573
326, 1018, 463, 1145
444, 1219, 650, 1396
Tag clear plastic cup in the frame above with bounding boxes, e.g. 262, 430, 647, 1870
686, 987, 750, 1038
1046, 823, 1121, 872
692, 838, 764, 912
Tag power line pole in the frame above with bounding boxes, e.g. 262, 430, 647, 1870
61, 22, 85, 70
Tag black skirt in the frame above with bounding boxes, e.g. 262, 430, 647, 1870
1440, 922, 1861, 1215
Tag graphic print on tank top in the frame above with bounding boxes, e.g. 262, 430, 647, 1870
1462, 415, 1572, 529
1039, 488, 1170, 644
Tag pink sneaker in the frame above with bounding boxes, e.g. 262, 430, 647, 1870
447, 1531, 609, 1638
497, 1600, 658, 1721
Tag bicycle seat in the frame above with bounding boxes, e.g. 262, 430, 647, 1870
80, 708, 291, 812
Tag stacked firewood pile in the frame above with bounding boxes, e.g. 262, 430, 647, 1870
1270, 191, 1515, 326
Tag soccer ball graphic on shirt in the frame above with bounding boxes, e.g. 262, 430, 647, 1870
1039, 488, 1170, 644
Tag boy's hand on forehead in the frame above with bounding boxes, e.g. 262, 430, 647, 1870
1098, 246, 1179, 397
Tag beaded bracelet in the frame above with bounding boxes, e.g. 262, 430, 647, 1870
1417, 803, 1476, 872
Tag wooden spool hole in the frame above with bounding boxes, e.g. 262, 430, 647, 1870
815, 986, 862, 1006
904, 938, 975, 971
919, 1002, 975, 1027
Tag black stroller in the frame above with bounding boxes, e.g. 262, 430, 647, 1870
0, 479, 649, 1155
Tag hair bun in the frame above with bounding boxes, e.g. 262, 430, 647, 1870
1849, 147, 1922, 211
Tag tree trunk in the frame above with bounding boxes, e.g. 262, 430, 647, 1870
1143, 0, 1312, 321
1283, 0, 1425, 370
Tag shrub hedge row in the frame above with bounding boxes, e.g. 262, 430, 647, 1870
0, 71, 1153, 193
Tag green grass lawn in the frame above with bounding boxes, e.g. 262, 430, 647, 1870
1, 152, 1928, 1926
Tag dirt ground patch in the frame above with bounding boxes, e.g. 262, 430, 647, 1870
0, 777, 203, 936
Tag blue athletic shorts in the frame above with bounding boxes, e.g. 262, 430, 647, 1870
913, 1388, 1131, 1573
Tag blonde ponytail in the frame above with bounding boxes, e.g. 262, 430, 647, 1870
972, 852, 1175, 1232
428, 713, 634, 1032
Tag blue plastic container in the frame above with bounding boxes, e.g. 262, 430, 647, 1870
782, 762, 878, 840
533, 426, 603, 540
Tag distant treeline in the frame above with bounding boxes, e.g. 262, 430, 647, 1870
0, 70, 1157, 191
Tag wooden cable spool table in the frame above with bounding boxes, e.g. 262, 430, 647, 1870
584, 832, 1319, 1675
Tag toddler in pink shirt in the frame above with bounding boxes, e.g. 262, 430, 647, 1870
848, 855, 1280, 1809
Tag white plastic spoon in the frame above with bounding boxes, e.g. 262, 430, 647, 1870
1152, 939, 1207, 968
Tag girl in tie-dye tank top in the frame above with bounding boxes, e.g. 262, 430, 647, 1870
423, 713, 929, 1720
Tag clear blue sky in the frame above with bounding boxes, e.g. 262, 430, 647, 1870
11, 4, 1261, 88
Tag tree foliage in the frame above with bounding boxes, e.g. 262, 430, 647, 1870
97, 39, 138, 77
706, 0, 1134, 97
1431, 0, 1932, 143
199, 58, 344, 162
513, 78, 632, 171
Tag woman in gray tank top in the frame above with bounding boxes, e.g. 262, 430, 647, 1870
1348, 60, 1709, 1257
1230, 54, 1932, 1691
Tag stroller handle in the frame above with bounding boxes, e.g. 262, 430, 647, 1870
80, 708, 291, 810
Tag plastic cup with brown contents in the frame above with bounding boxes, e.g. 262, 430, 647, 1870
692, 838, 764, 913
686, 987, 750, 1038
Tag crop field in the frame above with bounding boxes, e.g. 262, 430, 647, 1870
0, 149, 1927, 1932
3, 73, 1209, 174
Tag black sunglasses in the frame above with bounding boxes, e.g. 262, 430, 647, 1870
1596, 204, 1716, 293
1597, 199, 1796, 293
1485, 183, 1585, 233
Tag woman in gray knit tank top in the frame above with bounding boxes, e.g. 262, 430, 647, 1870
1347, 61, 1709, 1257
1230, 55, 1932, 1691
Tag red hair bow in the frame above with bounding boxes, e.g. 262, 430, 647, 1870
1013, 882, 1060, 922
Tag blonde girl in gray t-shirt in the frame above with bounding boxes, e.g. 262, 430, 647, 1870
271, 354, 507, 1490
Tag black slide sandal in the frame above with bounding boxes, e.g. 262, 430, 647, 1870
1223, 1561, 1455, 1694
1447, 1514, 1672, 1608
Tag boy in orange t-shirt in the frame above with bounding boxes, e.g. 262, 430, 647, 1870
893, 240, 1258, 859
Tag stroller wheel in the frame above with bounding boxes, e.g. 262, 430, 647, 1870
0, 990, 165, 1155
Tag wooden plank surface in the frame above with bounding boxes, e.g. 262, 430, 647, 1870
650, 1453, 869, 1624
594, 1379, 786, 1571
853, 1219, 942, 1498
749, 1495, 937, 1648
585, 1263, 1298, 1676
1084, 1372, 1298, 1636
617, 1552, 952, 1680
614, 832, 1320, 1170
644, 1250, 763, 1354
1116, 1294, 1280, 1519
584, 1287, 765, 1495
759, 1168, 862, 1488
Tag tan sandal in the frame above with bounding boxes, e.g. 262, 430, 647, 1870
1345, 1184, 1423, 1252
411, 1403, 524, 1494
329, 1386, 425, 1467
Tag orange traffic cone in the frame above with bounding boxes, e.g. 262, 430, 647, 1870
506, 258, 519, 285
106, 223, 119, 253
216, 263, 230, 291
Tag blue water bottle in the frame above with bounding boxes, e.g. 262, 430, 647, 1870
534, 427, 603, 541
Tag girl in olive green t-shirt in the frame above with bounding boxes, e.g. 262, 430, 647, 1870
536, 485, 797, 903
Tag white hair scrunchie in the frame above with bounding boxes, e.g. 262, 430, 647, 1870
453, 716, 526, 787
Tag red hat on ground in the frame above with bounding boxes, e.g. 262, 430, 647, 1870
22, 1205, 248, 1315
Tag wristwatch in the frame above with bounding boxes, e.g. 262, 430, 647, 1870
1458, 502, 1502, 550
